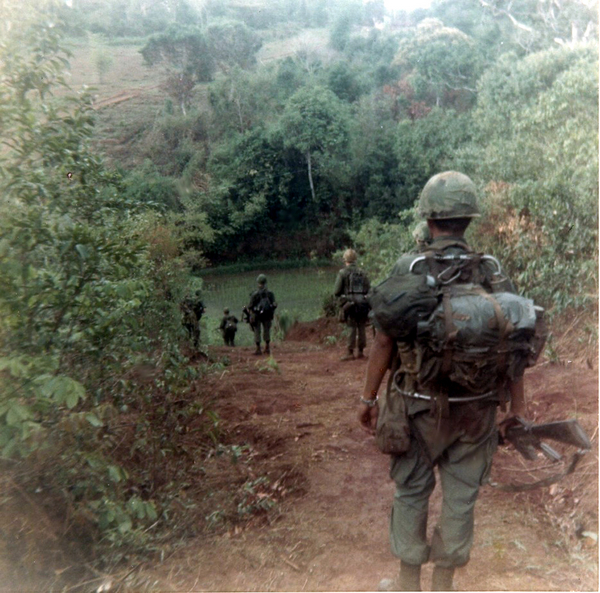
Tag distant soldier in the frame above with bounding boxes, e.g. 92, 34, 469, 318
180, 290, 205, 348
334, 248, 371, 361
248, 274, 277, 355
412, 220, 431, 251
219, 308, 239, 347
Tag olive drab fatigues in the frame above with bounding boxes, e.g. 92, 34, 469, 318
181, 295, 205, 348
219, 314, 238, 346
383, 237, 514, 570
334, 263, 370, 356
248, 287, 276, 352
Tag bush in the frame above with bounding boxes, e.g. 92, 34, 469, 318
0, 12, 216, 567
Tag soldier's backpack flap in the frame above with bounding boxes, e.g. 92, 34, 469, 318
368, 273, 439, 341
415, 289, 547, 392
255, 290, 274, 320
348, 268, 368, 299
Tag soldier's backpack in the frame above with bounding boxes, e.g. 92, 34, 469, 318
193, 301, 205, 320
346, 268, 370, 320
254, 290, 274, 321
370, 248, 547, 397
225, 317, 237, 332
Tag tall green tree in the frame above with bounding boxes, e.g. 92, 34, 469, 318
205, 19, 262, 72
280, 85, 349, 203
141, 25, 215, 113
394, 18, 481, 109
471, 43, 599, 311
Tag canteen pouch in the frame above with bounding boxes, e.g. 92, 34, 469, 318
375, 387, 410, 455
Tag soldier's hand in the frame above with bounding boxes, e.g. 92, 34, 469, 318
358, 403, 378, 435
498, 415, 526, 442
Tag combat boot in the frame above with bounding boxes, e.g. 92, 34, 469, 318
378, 561, 421, 591
254, 343, 262, 355
356, 349, 365, 359
431, 566, 455, 591
264, 342, 270, 355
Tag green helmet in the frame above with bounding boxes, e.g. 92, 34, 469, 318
412, 221, 431, 245
256, 274, 267, 285
418, 171, 480, 220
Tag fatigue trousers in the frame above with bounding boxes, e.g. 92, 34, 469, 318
346, 318, 367, 353
389, 402, 497, 568
223, 328, 236, 346
253, 318, 272, 345
183, 321, 200, 348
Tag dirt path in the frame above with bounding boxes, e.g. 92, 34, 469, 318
149, 329, 598, 592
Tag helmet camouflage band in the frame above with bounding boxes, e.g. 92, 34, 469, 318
256, 274, 267, 285
418, 171, 480, 220
343, 248, 357, 263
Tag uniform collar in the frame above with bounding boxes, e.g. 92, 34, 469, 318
429, 235, 470, 249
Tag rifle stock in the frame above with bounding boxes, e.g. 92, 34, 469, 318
505, 417, 591, 463
528, 420, 592, 450
493, 417, 592, 491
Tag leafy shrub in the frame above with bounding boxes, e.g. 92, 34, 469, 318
275, 309, 299, 339
0, 10, 217, 565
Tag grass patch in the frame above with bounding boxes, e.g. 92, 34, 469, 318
199, 266, 339, 347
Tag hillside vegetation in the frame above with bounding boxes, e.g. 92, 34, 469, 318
0, 0, 597, 588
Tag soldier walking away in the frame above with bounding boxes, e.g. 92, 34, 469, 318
248, 274, 277, 355
180, 290, 205, 348
334, 248, 371, 361
359, 171, 546, 592
219, 308, 238, 346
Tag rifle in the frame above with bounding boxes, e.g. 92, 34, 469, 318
491, 417, 592, 491
504, 417, 591, 461
242, 306, 255, 330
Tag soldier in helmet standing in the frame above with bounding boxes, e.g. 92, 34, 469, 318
359, 172, 529, 591
180, 289, 205, 348
248, 274, 277, 355
334, 248, 371, 361
219, 308, 238, 346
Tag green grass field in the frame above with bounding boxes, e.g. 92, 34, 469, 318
199, 266, 339, 346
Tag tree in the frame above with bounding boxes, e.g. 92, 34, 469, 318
205, 19, 262, 72
141, 25, 215, 113
477, 0, 598, 54
208, 66, 280, 135
347, 93, 402, 219
280, 86, 349, 202
470, 44, 599, 311
394, 18, 482, 108
393, 108, 474, 210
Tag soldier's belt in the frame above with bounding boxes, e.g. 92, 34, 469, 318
396, 388, 497, 403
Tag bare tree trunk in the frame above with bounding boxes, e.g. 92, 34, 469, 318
235, 96, 244, 132
306, 150, 316, 202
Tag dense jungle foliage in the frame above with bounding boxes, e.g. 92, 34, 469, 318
0, 0, 597, 579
